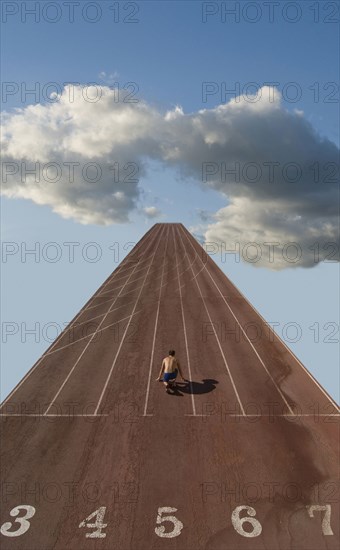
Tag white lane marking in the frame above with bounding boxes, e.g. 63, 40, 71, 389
93, 261, 162, 298
179, 228, 295, 415
111, 235, 198, 304
179, 261, 206, 291
0, 226, 160, 409
277, 413, 340, 417
155, 244, 200, 294
62, 229, 157, 316
116, 282, 156, 299
180, 226, 340, 413
83, 232, 194, 319
43, 310, 142, 356
95, 258, 155, 287
143, 226, 170, 416
176, 227, 245, 416
94, 226, 165, 415
0, 414, 109, 417
0, 301, 138, 388
97, 256, 183, 298
84, 294, 125, 312
86, 265, 169, 309
51, 299, 137, 337
139, 239, 199, 293
52, 229, 156, 323
103, 246, 196, 301
173, 226, 197, 416
114, 232, 199, 303
97, 266, 161, 296
1, 413, 338, 418
43, 228, 163, 416
184, 413, 340, 417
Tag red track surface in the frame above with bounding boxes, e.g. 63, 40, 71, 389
1, 223, 339, 549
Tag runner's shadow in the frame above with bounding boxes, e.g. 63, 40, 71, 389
170, 379, 218, 396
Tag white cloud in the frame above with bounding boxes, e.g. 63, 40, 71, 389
143, 206, 161, 219
98, 71, 120, 84
204, 197, 339, 270
1, 85, 338, 267
1, 85, 159, 224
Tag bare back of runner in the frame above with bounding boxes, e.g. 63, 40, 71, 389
156, 350, 186, 393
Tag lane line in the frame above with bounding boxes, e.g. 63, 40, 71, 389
42, 309, 142, 356
64, 227, 157, 314
179, 261, 206, 290
176, 226, 245, 416
86, 262, 177, 309
79, 230, 196, 329
0, 414, 108, 417
95, 259, 155, 287
94, 226, 166, 415
179, 227, 295, 415
43, 227, 163, 416
98, 242, 196, 301
91, 259, 160, 296
143, 226, 170, 416
84, 266, 162, 310
180, 225, 340, 413
84, 295, 126, 312
0, 225, 160, 409
97, 266, 162, 296
1, 302, 141, 377
184, 413, 340, 418
1, 413, 339, 418
173, 226, 197, 416
50, 299, 137, 338
99, 238, 198, 298
155, 244, 200, 294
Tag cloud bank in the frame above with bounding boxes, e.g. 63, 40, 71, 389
1, 85, 338, 267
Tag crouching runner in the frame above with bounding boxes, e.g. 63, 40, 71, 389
156, 349, 186, 392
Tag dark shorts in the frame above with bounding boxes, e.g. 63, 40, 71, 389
163, 369, 178, 382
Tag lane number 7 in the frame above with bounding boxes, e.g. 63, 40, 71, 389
306, 505, 334, 535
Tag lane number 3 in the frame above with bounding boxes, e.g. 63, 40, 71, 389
0, 505, 36, 537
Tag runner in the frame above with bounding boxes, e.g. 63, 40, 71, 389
156, 350, 186, 392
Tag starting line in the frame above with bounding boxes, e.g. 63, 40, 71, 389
0, 413, 339, 418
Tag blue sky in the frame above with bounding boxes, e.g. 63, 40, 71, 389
1, 1, 339, 402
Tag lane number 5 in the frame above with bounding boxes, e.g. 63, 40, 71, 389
155, 506, 184, 538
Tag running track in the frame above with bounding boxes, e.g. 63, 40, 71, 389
0, 223, 339, 549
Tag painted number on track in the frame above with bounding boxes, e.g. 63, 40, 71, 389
79, 507, 107, 538
231, 505, 262, 538
0, 505, 36, 537
307, 505, 334, 536
155, 507, 184, 538
0, 502, 335, 539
